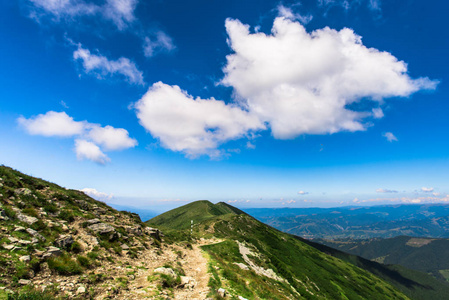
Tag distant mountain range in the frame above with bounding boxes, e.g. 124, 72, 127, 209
244, 204, 449, 239
314, 236, 449, 283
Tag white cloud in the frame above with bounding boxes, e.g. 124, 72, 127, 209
421, 187, 434, 193
372, 108, 384, 119
73, 44, 144, 85
19, 111, 137, 163
433, 192, 441, 197
143, 31, 176, 57
135, 16, 436, 157
103, 0, 138, 30
88, 125, 137, 151
376, 188, 398, 193
135, 82, 264, 157
75, 139, 110, 164
246, 141, 256, 149
368, 0, 381, 11
80, 187, 113, 201
222, 17, 437, 139
298, 191, 309, 195
18, 111, 85, 137
318, 0, 381, 13
28, 0, 137, 29
383, 132, 398, 142
277, 5, 313, 25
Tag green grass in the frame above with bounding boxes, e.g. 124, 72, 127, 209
47, 253, 83, 275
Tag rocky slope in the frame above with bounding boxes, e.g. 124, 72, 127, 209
0, 166, 208, 299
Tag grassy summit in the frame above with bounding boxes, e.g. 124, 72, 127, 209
146, 200, 245, 230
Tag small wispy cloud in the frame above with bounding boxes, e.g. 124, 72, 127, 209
81, 187, 113, 201
73, 43, 145, 85
376, 188, 398, 193
143, 31, 176, 58
277, 4, 313, 24
383, 132, 398, 142
298, 191, 309, 195
421, 187, 434, 193
28, 0, 138, 30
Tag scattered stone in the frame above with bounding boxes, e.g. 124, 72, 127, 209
86, 218, 101, 225
127, 226, 143, 236
19, 255, 31, 262
145, 227, 164, 240
9, 237, 19, 243
103, 215, 115, 222
14, 188, 32, 196
88, 223, 115, 235
76, 286, 86, 294
217, 288, 227, 298
14, 226, 26, 232
19, 239, 32, 245
238, 296, 248, 300
44, 246, 62, 258
180, 276, 196, 289
18, 279, 31, 285
234, 263, 250, 270
55, 235, 74, 249
26, 228, 46, 241
120, 244, 129, 250
15, 211, 38, 225
154, 267, 176, 279
3, 244, 14, 250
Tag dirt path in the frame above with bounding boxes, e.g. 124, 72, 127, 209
118, 238, 222, 299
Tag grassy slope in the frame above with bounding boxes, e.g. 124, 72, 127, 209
151, 201, 409, 299
314, 236, 449, 282
299, 237, 449, 300
146, 200, 245, 230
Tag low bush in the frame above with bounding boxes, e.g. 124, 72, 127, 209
47, 253, 83, 275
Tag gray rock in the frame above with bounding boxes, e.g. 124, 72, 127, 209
88, 223, 115, 234
19, 239, 32, 245
127, 226, 143, 236
14, 226, 26, 232
180, 276, 196, 289
86, 218, 101, 225
154, 267, 176, 279
26, 228, 46, 241
8, 237, 19, 243
55, 235, 74, 249
15, 211, 38, 225
3, 244, 14, 250
76, 286, 86, 294
145, 227, 164, 240
14, 188, 32, 196
238, 296, 248, 300
18, 279, 31, 285
19, 255, 31, 262
44, 246, 62, 258
120, 243, 129, 250
217, 288, 226, 298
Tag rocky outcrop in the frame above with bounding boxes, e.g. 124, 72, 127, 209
88, 223, 115, 235
54, 235, 74, 249
154, 267, 176, 279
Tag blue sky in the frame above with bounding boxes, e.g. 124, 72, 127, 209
1, 0, 448, 212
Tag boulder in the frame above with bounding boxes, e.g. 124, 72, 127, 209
217, 288, 227, 298
86, 218, 101, 225
15, 211, 38, 225
120, 244, 129, 250
76, 286, 86, 294
88, 223, 115, 235
127, 226, 143, 236
26, 228, 46, 241
43, 246, 62, 258
18, 279, 31, 285
145, 227, 164, 240
19, 255, 31, 262
180, 276, 196, 289
55, 235, 74, 249
154, 267, 176, 279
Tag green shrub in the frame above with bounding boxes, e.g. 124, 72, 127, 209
4, 206, 16, 219
47, 253, 83, 275
69, 241, 82, 253
7, 289, 56, 300
77, 255, 92, 268
160, 274, 180, 288
87, 251, 99, 260
22, 208, 39, 218
58, 210, 75, 223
